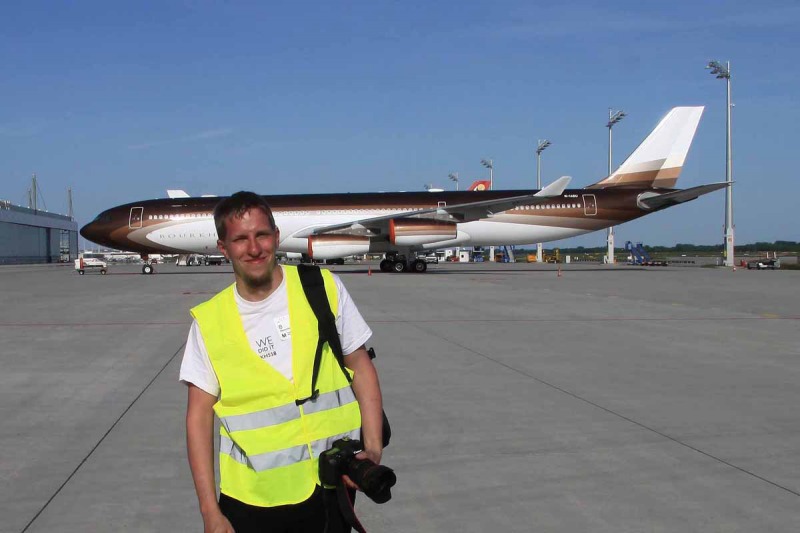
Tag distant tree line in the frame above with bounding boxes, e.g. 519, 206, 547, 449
525, 241, 800, 254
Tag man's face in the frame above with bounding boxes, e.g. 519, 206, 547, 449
217, 208, 280, 291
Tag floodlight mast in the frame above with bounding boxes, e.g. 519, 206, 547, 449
447, 172, 460, 256
480, 159, 493, 190
448, 172, 459, 191
707, 60, 734, 267
480, 159, 495, 260
535, 139, 551, 263
606, 109, 625, 264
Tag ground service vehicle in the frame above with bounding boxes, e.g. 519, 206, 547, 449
747, 259, 779, 270
75, 255, 108, 275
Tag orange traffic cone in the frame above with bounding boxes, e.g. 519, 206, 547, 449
368, 266, 372, 276
557, 265, 562, 277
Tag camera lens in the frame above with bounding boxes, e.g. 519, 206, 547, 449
347, 458, 397, 504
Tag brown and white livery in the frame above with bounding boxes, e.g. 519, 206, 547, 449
81, 107, 726, 273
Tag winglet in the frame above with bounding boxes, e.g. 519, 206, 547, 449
535, 176, 571, 197
167, 189, 190, 198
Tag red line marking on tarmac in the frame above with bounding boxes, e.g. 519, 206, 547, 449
370, 316, 800, 323
182, 291, 218, 295
0, 321, 189, 327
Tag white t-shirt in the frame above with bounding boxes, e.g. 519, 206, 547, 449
179, 266, 372, 397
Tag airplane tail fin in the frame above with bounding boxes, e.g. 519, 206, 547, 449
467, 180, 491, 191
587, 106, 704, 190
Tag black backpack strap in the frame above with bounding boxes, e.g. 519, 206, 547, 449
297, 265, 391, 449
296, 265, 351, 406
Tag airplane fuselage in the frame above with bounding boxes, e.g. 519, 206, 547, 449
81, 188, 653, 256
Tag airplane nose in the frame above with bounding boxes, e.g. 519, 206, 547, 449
80, 220, 102, 244
80, 211, 114, 247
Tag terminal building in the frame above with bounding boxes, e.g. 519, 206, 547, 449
0, 200, 78, 265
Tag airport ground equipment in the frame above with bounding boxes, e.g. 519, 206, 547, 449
380, 251, 427, 273
747, 259, 779, 270
626, 241, 668, 266
626, 241, 648, 265
74, 255, 107, 275
542, 248, 561, 263
175, 254, 204, 267
498, 245, 516, 262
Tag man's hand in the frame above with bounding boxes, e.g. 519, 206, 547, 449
342, 448, 383, 491
203, 510, 234, 533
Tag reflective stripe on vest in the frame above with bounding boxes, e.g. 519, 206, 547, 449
220, 385, 357, 434
220, 427, 361, 472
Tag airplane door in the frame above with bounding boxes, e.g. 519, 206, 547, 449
582, 194, 597, 216
129, 207, 144, 228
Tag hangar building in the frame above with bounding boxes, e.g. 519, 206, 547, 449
0, 200, 78, 264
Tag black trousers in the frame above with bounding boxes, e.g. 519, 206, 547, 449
219, 487, 354, 533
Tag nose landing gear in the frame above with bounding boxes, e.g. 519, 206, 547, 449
141, 255, 155, 274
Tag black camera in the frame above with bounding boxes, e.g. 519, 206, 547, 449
319, 438, 396, 504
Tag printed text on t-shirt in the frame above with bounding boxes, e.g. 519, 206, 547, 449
256, 336, 277, 359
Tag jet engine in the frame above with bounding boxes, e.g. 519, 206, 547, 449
308, 235, 371, 260
389, 219, 457, 246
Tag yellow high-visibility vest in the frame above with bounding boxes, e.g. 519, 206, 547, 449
191, 265, 361, 507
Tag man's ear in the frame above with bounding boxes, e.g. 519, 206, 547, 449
217, 240, 228, 259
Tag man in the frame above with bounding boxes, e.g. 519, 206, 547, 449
181, 191, 384, 533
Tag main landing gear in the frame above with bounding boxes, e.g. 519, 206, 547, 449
379, 253, 427, 273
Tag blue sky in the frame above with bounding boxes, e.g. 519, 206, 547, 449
2, 0, 798, 247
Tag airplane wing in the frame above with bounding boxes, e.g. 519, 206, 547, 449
300, 176, 572, 238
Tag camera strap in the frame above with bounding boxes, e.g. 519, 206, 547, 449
321, 485, 367, 533
297, 264, 391, 448
297, 264, 352, 406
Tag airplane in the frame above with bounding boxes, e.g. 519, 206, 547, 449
81, 106, 726, 274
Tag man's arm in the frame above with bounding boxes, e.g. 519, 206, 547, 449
186, 384, 233, 533
344, 345, 384, 464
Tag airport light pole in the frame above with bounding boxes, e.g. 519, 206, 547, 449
448, 172, 460, 257
606, 109, 626, 264
535, 140, 551, 263
448, 172, 459, 191
707, 60, 734, 267
480, 159, 495, 260
480, 159, 493, 190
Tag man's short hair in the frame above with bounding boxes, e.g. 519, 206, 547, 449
214, 191, 276, 240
